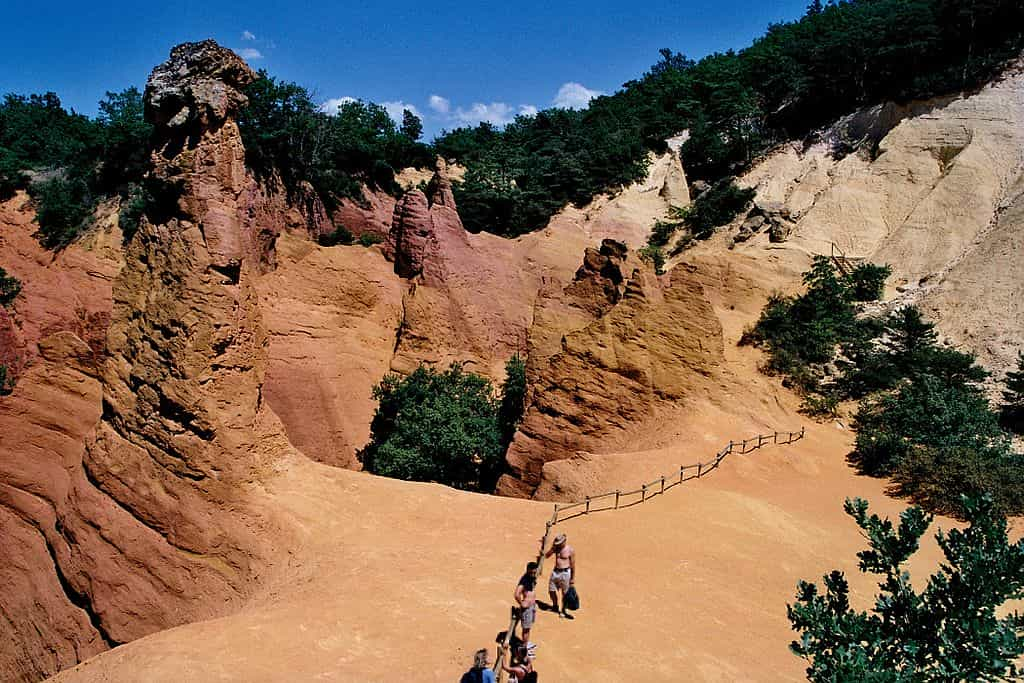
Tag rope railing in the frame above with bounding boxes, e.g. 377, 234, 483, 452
549, 428, 805, 524
490, 427, 805, 680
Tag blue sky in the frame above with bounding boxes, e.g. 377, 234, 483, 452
1, 0, 808, 138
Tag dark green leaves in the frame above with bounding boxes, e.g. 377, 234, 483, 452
361, 361, 526, 491
789, 496, 1024, 681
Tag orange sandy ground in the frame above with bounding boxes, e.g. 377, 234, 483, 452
49, 419, 968, 682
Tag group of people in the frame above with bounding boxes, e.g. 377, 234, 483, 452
463, 532, 577, 683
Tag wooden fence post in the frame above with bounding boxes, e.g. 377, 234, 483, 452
615, 490, 620, 509
585, 496, 590, 514
661, 476, 665, 493
697, 462, 703, 478
641, 484, 646, 502
679, 466, 685, 483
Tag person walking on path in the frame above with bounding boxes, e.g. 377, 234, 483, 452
501, 644, 536, 683
460, 648, 495, 683
541, 532, 576, 619
514, 562, 539, 645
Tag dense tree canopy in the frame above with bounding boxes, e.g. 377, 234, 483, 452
360, 360, 528, 491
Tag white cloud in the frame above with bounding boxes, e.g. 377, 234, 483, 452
241, 30, 256, 41
237, 47, 263, 60
519, 104, 539, 117
381, 101, 421, 124
453, 102, 516, 126
428, 95, 451, 114
319, 96, 358, 114
553, 82, 603, 109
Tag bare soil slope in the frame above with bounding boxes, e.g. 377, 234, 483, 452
50, 418, 952, 682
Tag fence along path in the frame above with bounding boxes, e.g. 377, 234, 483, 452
491, 427, 806, 681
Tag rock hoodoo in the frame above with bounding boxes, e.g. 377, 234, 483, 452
0, 41, 292, 682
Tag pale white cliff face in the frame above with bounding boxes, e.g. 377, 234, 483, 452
734, 63, 1024, 375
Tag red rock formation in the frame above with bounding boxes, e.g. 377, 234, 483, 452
0, 41, 292, 682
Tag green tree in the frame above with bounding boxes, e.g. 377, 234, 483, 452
789, 495, 1024, 681
851, 374, 1011, 480
0, 267, 20, 307
360, 363, 504, 491
400, 109, 423, 141
498, 354, 527, 447
94, 87, 152, 194
1001, 351, 1024, 433
845, 262, 890, 301
31, 176, 93, 248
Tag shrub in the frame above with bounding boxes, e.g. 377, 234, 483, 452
683, 178, 756, 239
0, 267, 20, 307
648, 219, 679, 247
118, 184, 147, 243
498, 354, 527, 447
357, 233, 384, 247
789, 495, 1024, 681
317, 225, 354, 247
845, 262, 891, 301
360, 363, 504, 491
637, 245, 666, 274
0, 364, 11, 396
840, 306, 987, 398
851, 374, 1011, 480
31, 176, 94, 248
1001, 351, 1024, 433
741, 256, 856, 375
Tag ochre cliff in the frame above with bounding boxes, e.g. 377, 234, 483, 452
0, 41, 301, 682
726, 62, 1024, 376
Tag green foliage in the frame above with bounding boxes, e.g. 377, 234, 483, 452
94, 88, 152, 195
444, 107, 650, 236
800, 391, 839, 419
840, 306, 988, 399
789, 495, 1024, 681
0, 364, 12, 396
637, 245, 666, 275
498, 354, 527, 447
1001, 351, 1024, 433
0, 267, 21, 307
357, 232, 383, 247
30, 176, 94, 248
850, 375, 1023, 515
846, 262, 891, 301
361, 363, 505, 491
238, 72, 433, 210
741, 256, 857, 379
0, 88, 151, 247
648, 219, 678, 247
400, 109, 423, 141
318, 225, 355, 246
684, 178, 755, 239
117, 184, 147, 243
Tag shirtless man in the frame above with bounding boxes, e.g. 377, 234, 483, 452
542, 532, 576, 619
514, 561, 538, 644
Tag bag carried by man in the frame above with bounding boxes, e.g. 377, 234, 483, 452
564, 585, 580, 611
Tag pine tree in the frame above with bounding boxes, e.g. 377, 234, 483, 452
1002, 351, 1024, 433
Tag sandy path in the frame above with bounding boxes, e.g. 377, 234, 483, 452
50, 421, 953, 682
